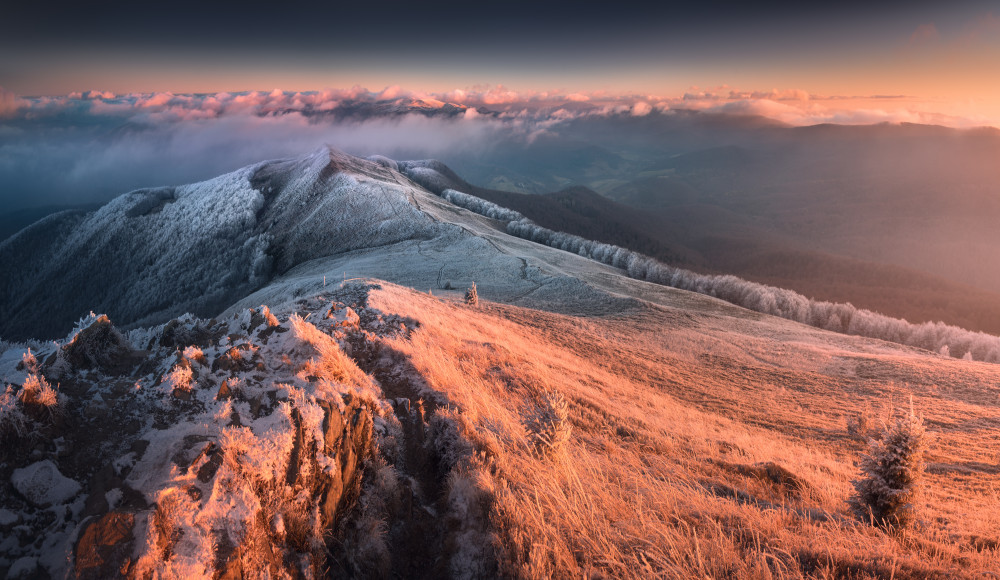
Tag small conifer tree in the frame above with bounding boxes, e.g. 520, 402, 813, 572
465, 282, 478, 306
850, 404, 927, 530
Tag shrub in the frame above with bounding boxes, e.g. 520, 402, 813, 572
846, 406, 872, 439
526, 390, 572, 457
846, 401, 888, 440
850, 406, 927, 530
465, 282, 479, 306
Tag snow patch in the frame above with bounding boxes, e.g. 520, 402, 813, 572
10, 460, 81, 507
0, 508, 17, 527
7, 556, 38, 579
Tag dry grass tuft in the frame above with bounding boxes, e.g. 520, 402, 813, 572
162, 362, 194, 393
17, 372, 62, 423
254, 305, 280, 329
526, 389, 572, 457
19, 374, 58, 407
182, 345, 208, 366
20, 349, 41, 374
289, 314, 376, 396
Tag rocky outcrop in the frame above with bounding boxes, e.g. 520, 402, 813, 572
74, 511, 136, 580
211, 395, 376, 578
0, 287, 423, 579
61, 315, 135, 375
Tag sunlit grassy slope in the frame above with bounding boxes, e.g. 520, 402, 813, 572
359, 278, 1000, 578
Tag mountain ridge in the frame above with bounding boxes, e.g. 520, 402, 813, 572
2, 147, 1000, 578
8, 147, 1000, 365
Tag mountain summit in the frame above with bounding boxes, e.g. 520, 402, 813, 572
0, 147, 627, 341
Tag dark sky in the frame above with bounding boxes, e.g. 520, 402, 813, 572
2, 0, 1000, 213
2, 1, 978, 95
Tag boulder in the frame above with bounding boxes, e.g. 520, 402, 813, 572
63, 315, 134, 375
11, 460, 81, 507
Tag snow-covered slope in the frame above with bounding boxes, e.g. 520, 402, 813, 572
1, 148, 646, 344
8, 145, 1000, 365
0, 149, 441, 340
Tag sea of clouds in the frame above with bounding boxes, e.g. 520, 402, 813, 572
0, 84, 976, 211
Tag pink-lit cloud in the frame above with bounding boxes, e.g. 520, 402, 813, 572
5, 84, 993, 130
375, 85, 407, 100
67, 90, 117, 100
630, 101, 652, 116
3, 83, 997, 213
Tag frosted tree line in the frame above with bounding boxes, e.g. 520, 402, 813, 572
438, 188, 1000, 362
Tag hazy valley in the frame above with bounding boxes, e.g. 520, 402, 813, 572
438, 116, 1000, 334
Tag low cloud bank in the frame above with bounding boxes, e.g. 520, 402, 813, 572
0, 88, 512, 210
0, 84, 987, 211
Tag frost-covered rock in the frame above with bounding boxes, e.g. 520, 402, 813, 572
11, 460, 81, 507
6, 556, 39, 579
0, 508, 18, 528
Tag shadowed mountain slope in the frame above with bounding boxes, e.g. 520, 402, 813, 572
0, 149, 444, 340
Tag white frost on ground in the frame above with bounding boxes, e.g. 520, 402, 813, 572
6, 557, 38, 579
0, 509, 17, 526
0, 347, 28, 387
10, 460, 81, 507
2, 148, 997, 578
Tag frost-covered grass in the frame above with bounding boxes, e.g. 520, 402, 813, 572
0, 351, 62, 439
0, 384, 28, 440
0, 337, 43, 358
5, 276, 999, 577
18, 373, 59, 410
4, 148, 1000, 577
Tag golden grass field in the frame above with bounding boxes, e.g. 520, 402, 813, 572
362, 279, 1000, 579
